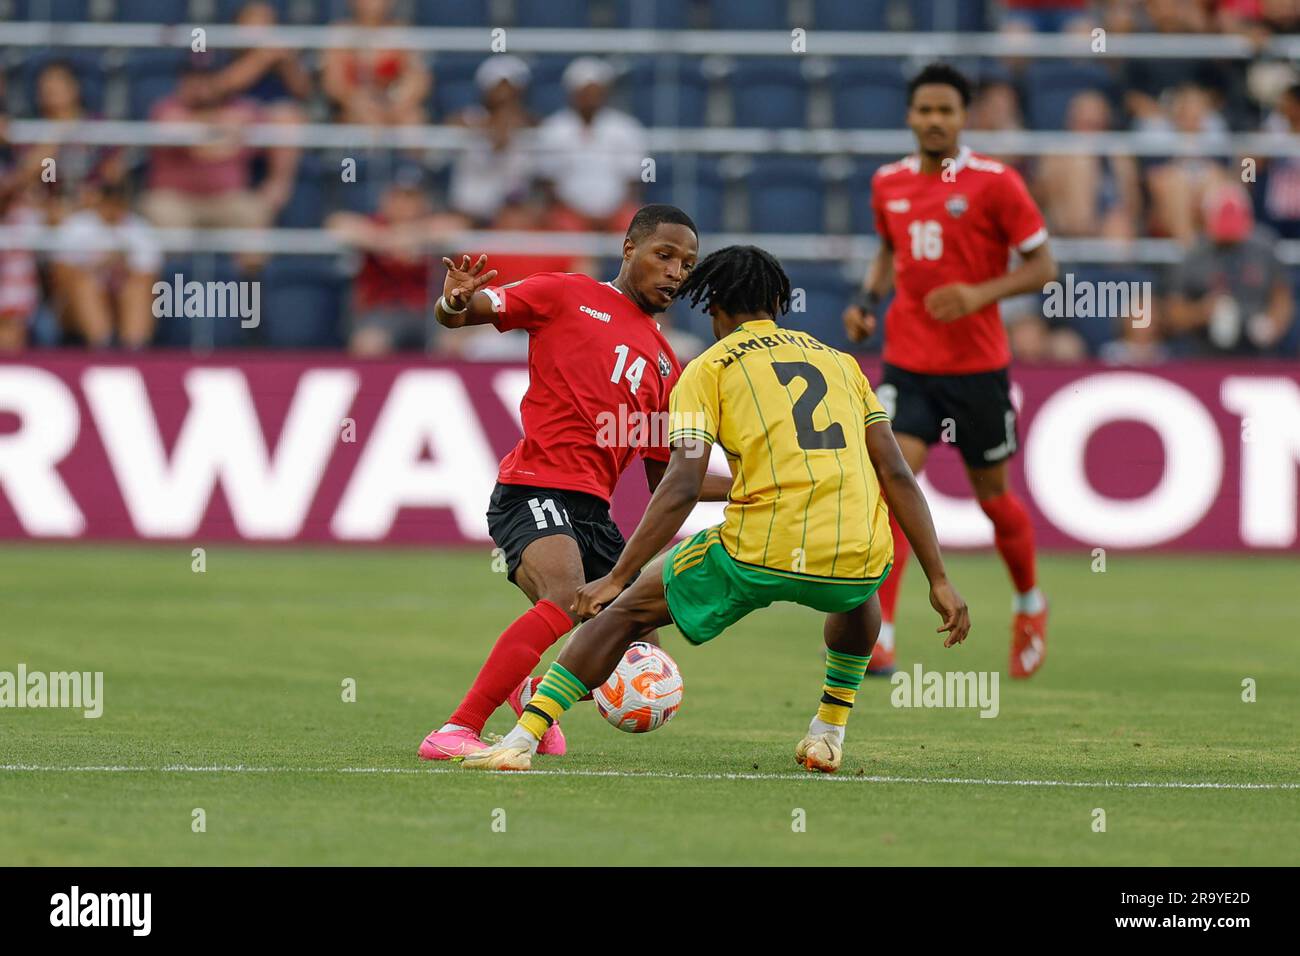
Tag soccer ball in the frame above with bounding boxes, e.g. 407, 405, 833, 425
593, 642, 683, 733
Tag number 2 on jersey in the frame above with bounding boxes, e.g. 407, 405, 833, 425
772, 362, 846, 450
611, 344, 646, 394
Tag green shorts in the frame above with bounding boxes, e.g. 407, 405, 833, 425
662, 526, 890, 645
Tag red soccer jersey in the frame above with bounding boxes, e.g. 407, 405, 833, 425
485, 272, 682, 502
872, 145, 1048, 374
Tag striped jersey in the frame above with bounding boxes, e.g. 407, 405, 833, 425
667, 319, 893, 582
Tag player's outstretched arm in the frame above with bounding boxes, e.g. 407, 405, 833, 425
574, 445, 709, 618
435, 254, 500, 329
865, 421, 971, 647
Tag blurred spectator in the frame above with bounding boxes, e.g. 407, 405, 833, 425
1218, 0, 1300, 42
1162, 183, 1295, 355
999, 0, 1096, 32
213, 2, 313, 106
1255, 82, 1300, 239
322, 0, 430, 126
968, 77, 1027, 169
326, 166, 467, 356
52, 181, 161, 349
142, 65, 293, 233
448, 56, 536, 224
536, 58, 648, 232
18, 60, 126, 222
1036, 90, 1141, 240
0, 112, 41, 351
1120, 0, 1250, 130
1144, 83, 1232, 244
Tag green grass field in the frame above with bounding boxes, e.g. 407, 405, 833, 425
1, 544, 1297, 866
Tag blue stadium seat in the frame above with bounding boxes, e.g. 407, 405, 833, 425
115, 0, 184, 22
830, 62, 907, 130
624, 58, 709, 127
414, 0, 491, 26
277, 154, 325, 228
783, 262, 860, 349
262, 256, 346, 348
642, 155, 725, 234
912, 0, 989, 31
526, 55, 572, 118
1283, 276, 1300, 355
813, 0, 888, 30
19, 0, 90, 20
330, 152, 386, 215
432, 53, 486, 120
708, 0, 788, 29
747, 157, 825, 234
846, 159, 886, 235
1022, 61, 1116, 131
22, 50, 106, 116
124, 49, 186, 119
151, 255, 253, 349
514, 0, 592, 28
729, 58, 808, 129
613, 0, 689, 29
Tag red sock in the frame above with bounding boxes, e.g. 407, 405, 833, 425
877, 512, 910, 624
979, 491, 1037, 594
447, 599, 573, 734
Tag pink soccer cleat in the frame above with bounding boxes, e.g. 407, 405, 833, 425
418, 726, 489, 761
509, 677, 567, 756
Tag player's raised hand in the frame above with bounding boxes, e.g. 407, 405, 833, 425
573, 574, 622, 620
923, 282, 982, 322
842, 303, 877, 343
929, 579, 970, 648
441, 254, 498, 309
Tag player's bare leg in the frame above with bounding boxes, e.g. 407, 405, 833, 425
462, 556, 673, 771
797, 596, 880, 773
871, 433, 929, 675
965, 460, 1047, 678
419, 534, 583, 760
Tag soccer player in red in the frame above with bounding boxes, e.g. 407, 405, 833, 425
842, 63, 1058, 679
419, 204, 721, 759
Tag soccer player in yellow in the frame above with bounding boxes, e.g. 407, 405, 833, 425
464, 245, 970, 773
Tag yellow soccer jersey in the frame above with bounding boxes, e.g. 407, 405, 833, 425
667, 319, 893, 581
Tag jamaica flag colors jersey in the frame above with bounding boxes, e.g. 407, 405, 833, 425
667, 320, 893, 582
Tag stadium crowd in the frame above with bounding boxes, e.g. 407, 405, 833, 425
0, 0, 1297, 359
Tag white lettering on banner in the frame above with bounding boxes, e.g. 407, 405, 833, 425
1025, 373, 1221, 547
490, 369, 530, 430
0, 367, 84, 535
917, 473, 996, 547
1220, 377, 1300, 548
83, 367, 359, 538
332, 370, 497, 540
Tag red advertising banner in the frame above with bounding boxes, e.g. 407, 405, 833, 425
0, 354, 1297, 551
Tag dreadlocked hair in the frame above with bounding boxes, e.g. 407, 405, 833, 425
676, 245, 792, 318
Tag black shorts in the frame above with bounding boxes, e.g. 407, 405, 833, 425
486, 483, 626, 584
878, 363, 1019, 468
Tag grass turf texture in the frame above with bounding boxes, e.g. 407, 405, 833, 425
1, 545, 1297, 866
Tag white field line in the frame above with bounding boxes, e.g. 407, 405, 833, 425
0, 764, 1297, 790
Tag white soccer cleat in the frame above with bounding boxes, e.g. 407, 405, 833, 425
795, 732, 843, 773
460, 743, 533, 772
